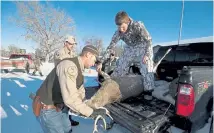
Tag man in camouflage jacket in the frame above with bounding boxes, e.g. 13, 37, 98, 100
105, 11, 154, 92
102, 53, 118, 75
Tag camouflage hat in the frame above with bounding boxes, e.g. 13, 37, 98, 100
65, 35, 77, 45
82, 45, 99, 57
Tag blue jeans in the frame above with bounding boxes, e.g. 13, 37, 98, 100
37, 107, 72, 133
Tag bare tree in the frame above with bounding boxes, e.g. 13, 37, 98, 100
0, 47, 10, 57
11, 1, 75, 62
35, 48, 44, 58
27, 52, 35, 59
83, 36, 104, 56
7, 44, 21, 54
76, 42, 84, 55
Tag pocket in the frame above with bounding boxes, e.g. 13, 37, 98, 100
42, 109, 62, 117
42, 109, 62, 124
32, 96, 42, 117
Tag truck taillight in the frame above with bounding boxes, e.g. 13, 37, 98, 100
176, 84, 195, 117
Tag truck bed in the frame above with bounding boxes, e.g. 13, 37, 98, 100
106, 96, 175, 133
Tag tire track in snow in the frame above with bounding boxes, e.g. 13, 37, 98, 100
20, 104, 29, 111
0, 105, 8, 119
6, 92, 11, 96
13, 80, 26, 88
9, 105, 22, 116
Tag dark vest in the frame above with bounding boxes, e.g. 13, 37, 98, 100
36, 57, 84, 105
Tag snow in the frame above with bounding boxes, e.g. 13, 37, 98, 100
28, 74, 47, 80
9, 105, 22, 116
0, 62, 211, 133
2, 72, 34, 81
6, 92, 11, 96
153, 80, 175, 105
0, 106, 8, 119
10, 57, 28, 60
20, 104, 29, 111
14, 80, 26, 88
196, 117, 212, 133
0, 56, 9, 60
153, 36, 213, 47
1, 66, 16, 70
40, 62, 55, 76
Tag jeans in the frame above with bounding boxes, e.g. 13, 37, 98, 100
37, 107, 72, 133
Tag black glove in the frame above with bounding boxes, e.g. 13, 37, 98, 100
143, 89, 154, 96
95, 60, 102, 64
90, 109, 107, 119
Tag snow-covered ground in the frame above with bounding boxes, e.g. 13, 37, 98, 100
0, 56, 9, 60
0, 63, 211, 133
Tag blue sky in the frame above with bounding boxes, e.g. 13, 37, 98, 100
1, 1, 213, 53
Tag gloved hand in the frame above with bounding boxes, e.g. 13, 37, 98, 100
90, 109, 107, 119
143, 89, 154, 96
96, 63, 102, 74
143, 89, 154, 100
95, 59, 102, 64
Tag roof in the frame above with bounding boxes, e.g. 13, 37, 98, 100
10, 54, 31, 55
153, 36, 213, 47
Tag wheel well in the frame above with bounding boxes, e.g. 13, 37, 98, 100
206, 97, 213, 114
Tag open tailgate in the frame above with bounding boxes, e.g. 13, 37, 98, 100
106, 96, 174, 133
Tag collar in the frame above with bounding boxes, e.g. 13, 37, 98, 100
64, 47, 71, 54
127, 17, 133, 31
77, 56, 84, 72
129, 17, 133, 24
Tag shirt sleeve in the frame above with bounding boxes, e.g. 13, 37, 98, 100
56, 60, 93, 117
108, 30, 121, 50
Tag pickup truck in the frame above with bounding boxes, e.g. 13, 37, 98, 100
1, 54, 34, 73
105, 38, 213, 133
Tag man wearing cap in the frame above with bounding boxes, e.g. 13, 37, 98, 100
54, 35, 77, 66
34, 45, 107, 133
54, 35, 79, 126
102, 53, 118, 75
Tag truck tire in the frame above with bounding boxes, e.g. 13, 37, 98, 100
4, 69, 9, 73
207, 97, 213, 117
209, 115, 213, 133
207, 98, 213, 133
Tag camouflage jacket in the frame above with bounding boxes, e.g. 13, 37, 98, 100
107, 18, 152, 57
